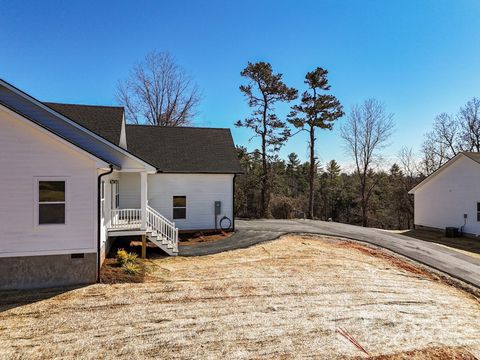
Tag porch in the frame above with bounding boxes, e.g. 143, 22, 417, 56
105, 171, 178, 256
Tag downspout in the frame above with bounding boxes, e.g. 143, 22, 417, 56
97, 165, 114, 283
232, 174, 236, 232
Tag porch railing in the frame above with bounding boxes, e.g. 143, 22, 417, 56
110, 208, 142, 229
147, 205, 178, 252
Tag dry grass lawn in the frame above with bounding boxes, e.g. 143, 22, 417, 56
0, 235, 479, 359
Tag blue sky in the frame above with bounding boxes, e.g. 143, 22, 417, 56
1, 0, 480, 169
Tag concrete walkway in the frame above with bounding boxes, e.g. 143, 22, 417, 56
179, 219, 480, 288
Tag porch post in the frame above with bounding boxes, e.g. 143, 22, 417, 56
140, 171, 147, 230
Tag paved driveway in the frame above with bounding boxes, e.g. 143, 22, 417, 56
179, 219, 480, 288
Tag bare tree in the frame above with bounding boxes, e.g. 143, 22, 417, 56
340, 99, 394, 227
116, 51, 200, 126
420, 97, 480, 174
398, 147, 420, 178
420, 130, 451, 175
397, 147, 422, 228
458, 97, 480, 151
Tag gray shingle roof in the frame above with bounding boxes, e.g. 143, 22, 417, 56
126, 125, 243, 173
461, 151, 480, 165
44, 102, 124, 145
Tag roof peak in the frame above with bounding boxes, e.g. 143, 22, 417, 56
44, 101, 124, 110
126, 124, 230, 131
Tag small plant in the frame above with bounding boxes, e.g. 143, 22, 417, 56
125, 252, 138, 263
115, 248, 141, 275
123, 262, 140, 275
116, 249, 129, 266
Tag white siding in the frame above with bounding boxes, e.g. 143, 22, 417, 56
118, 172, 141, 209
0, 107, 98, 257
147, 174, 234, 231
414, 155, 480, 235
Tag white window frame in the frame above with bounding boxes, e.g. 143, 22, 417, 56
100, 180, 106, 218
34, 177, 69, 227
110, 180, 119, 209
173, 195, 187, 220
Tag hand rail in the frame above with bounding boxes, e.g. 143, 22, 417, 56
146, 205, 178, 252
147, 205, 176, 227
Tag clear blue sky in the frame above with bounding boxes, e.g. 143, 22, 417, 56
1, 0, 480, 169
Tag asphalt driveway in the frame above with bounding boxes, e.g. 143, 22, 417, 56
179, 219, 480, 288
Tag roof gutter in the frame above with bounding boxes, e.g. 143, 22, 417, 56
97, 165, 114, 283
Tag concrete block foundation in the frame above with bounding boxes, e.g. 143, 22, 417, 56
0, 252, 97, 290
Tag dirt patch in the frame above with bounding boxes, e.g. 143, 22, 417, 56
179, 230, 233, 245
100, 258, 148, 284
1, 235, 479, 359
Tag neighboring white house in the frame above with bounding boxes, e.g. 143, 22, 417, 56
409, 152, 480, 236
0, 79, 242, 290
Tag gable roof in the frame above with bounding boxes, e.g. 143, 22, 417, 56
126, 125, 243, 173
0, 79, 156, 172
44, 102, 123, 145
409, 152, 480, 194
461, 151, 480, 165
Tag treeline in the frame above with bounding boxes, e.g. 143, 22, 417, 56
234, 61, 480, 229
235, 148, 421, 229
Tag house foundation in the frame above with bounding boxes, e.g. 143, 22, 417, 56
0, 253, 97, 290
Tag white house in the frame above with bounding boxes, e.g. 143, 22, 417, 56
409, 152, 480, 236
0, 79, 242, 290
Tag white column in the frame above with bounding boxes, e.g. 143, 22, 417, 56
140, 172, 147, 229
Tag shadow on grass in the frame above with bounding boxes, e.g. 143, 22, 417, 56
402, 229, 480, 256
0, 285, 84, 314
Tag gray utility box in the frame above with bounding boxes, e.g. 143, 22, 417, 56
214, 201, 222, 215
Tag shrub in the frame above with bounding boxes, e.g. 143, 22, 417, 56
125, 252, 138, 264
116, 249, 129, 266
123, 262, 141, 275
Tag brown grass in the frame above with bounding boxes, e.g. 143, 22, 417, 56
358, 346, 477, 359
0, 235, 479, 359
394, 229, 480, 259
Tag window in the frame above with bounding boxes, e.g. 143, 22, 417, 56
111, 180, 119, 209
173, 196, 186, 219
100, 181, 105, 218
477, 203, 480, 221
38, 180, 66, 225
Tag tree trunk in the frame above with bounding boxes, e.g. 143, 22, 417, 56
361, 177, 368, 227
308, 126, 315, 219
261, 134, 269, 218
260, 102, 269, 218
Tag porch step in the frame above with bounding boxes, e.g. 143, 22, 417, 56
145, 205, 178, 256
147, 232, 178, 256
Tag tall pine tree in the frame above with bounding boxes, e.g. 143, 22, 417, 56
236, 62, 297, 217
288, 68, 344, 219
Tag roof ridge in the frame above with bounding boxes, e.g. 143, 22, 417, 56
44, 101, 124, 110
126, 124, 231, 130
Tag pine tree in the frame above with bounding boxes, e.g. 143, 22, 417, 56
236, 62, 297, 217
288, 68, 344, 219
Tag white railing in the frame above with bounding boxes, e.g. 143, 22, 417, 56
147, 205, 178, 252
110, 208, 142, 229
